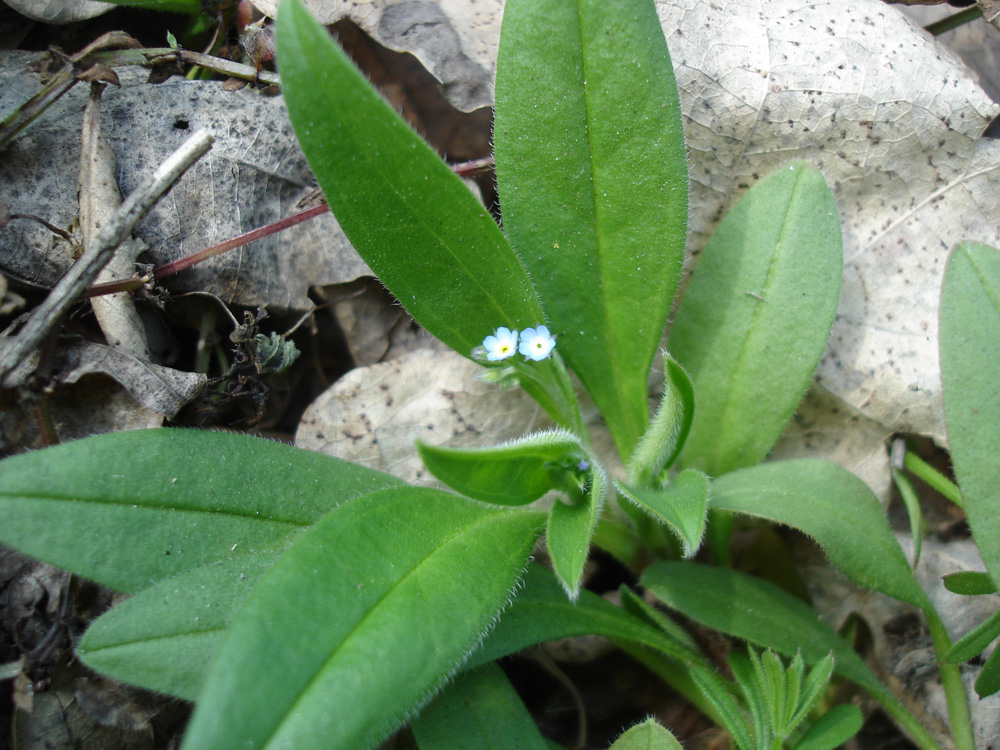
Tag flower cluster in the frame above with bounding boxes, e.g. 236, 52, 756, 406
483, 326, 556, 362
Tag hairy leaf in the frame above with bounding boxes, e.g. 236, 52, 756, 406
940, 241, 1000, 591
416, 430, 587, 506
0, 429, 400, 592
617, 469, 709, 558
546, 463, 606, 599
410, 664, 549, 750
494, 0, 687, 458
180, 487, 544, 750
608, 718, 685, 750
670, 162, 842, 476
709, 459, 930, 609
277, 0, 544, 358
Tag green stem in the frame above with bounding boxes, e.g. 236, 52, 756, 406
925, 7, 982, 37
904, 451, 963, 508
925, 607, 976, 750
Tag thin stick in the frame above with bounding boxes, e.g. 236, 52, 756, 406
0, 129, 214, 383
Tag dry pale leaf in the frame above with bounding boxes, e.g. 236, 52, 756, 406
796, 534, 1000, 747
656, 0, 1000, 444
295, 348, 548, 483
4, 0, 112, 24
250, 0, 503, 112
0, 53, 370, 312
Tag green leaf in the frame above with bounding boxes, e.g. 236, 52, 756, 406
628, 353, 695, 486
616, 469, 709, 558
940, 241, 1000, 591
608, 718, 685, 750
410, 663, 549, 750
943, 571, 997, 596
0, 429, 400, 593
78, 552, 279, 701
416, 430, 587, 506
975, 644, 1000, 698
944, 609, 1000, 663
546, 463, 607, 599
709, 459, 931, 610
793, 705, 863, 750
276, 0, 543, 359
641, 562, 939, 750
493, 0, 688, 459
688, 667, 753, 750
180, 487, 545, 750
470, 564, 699, 668
670, 162, 842, 476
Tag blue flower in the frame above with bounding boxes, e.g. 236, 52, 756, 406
519, 326, 556, 361
483, 327, 518, 361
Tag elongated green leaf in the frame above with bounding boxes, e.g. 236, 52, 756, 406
78, 552, 280, 701
180, 487, 544, 750
943, 571, 997, 596
689, 667, 753, 750
641, 562, 939, 750
546, 463, 606, 599
628, 353, 695, 486
410, 664, 549, 750
975, 644, 1000, 698
277, 0, 543, 358
494, 0, 688, 459
608, 718, 684, 750
944, 609, 1000, 663
470, 564, 699, 668
670, 163, 842, 476
617, 469, 708, 558
709, 459, 930, 609
940, 241, 1000, 591
0, 429, 400, 593
416, 430, 587, 506
793, 705, 864, 750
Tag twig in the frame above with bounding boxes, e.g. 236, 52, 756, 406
0, 129, 214, 384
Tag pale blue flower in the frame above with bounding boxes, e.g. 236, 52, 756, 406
519, 326, 556, 361
483, 327, 518, 361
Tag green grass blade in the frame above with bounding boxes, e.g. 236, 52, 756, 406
670, 163, 842, 476
277, 0, 545, 358
494, 0, 688, 459
180, 487, 545, 750
0, 429, 401, 593
940, 241, 1000, 591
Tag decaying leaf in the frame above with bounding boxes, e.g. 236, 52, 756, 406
4, 0, 111, 24
0, 52, 370, 312
251, 0, 502, 112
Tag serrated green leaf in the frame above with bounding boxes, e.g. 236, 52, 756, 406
416, 430, 587, 506
608, 718, 685, 750
709, 459, 931, 610
617, 469, 709, 558
975, 643, 1000, 698
494, 0, 687, 459
546, 463, 606, 599
789, 654, 834, 731
0, 429, 400, 593
641, 562, 938, 750
943, 571, 997, 596
276, 0, 543, 360
410, 663, 549, 750
940, 241, 1000, 592
78, 552, 279, 701
470, 564, 699, 668
793, 705, 863, 750
628, 353, 695, 486
180, 487, 545, 750
670, 162, 842, 476
944, 609, 1000, 664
